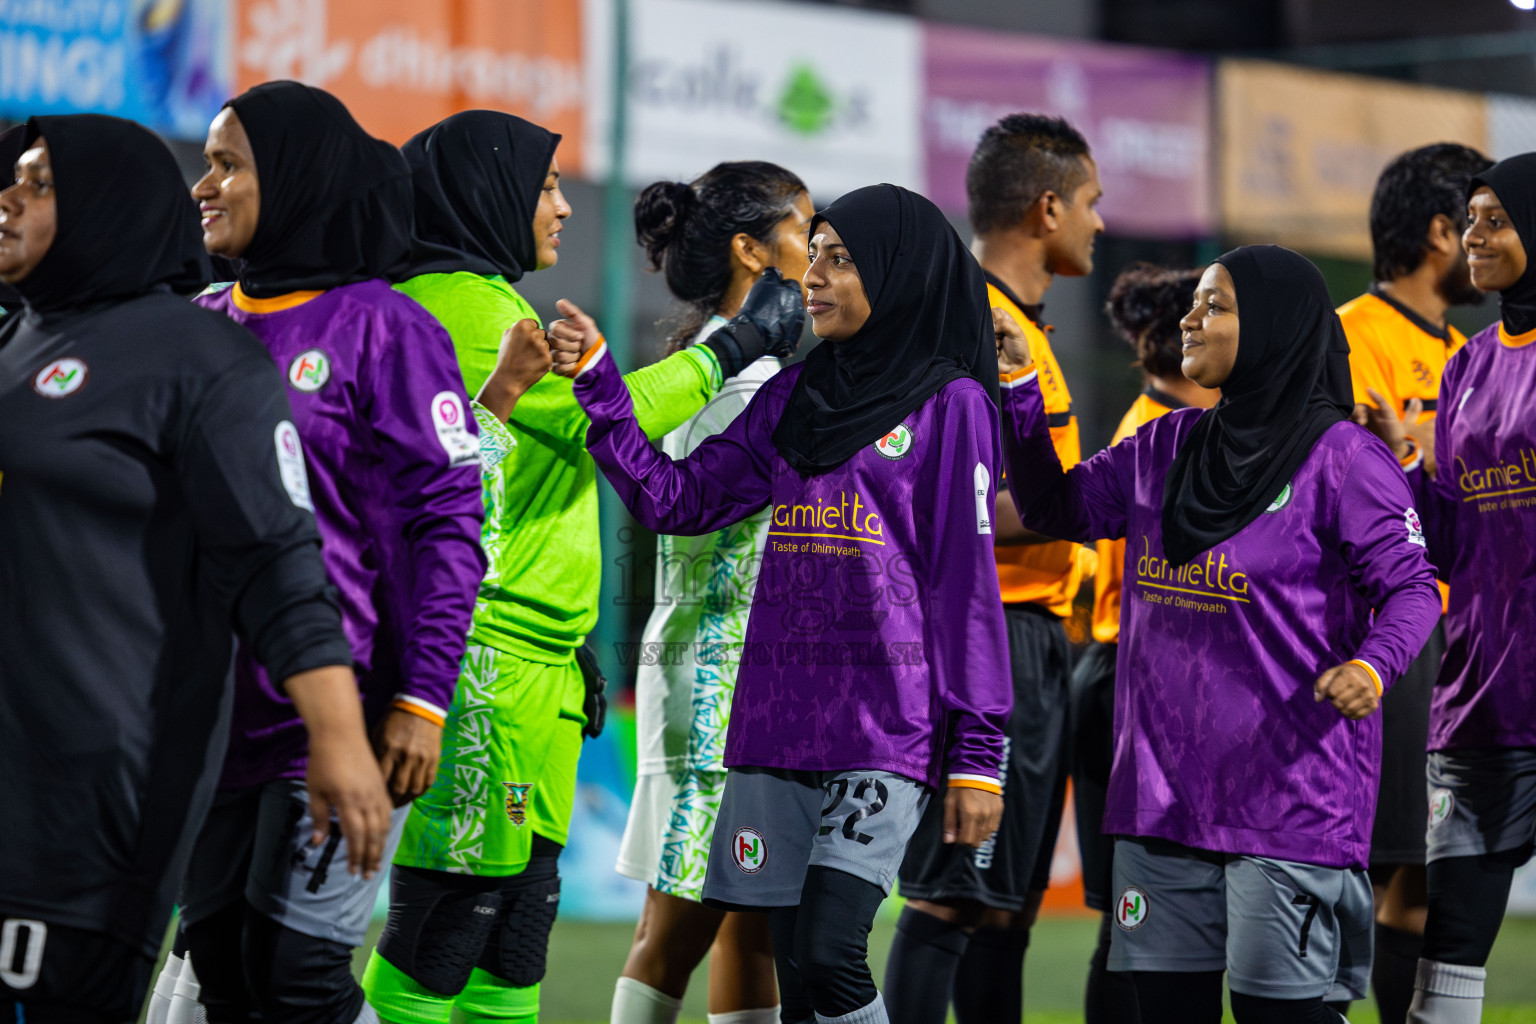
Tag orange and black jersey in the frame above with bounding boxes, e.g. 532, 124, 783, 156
1339, 285, 1468, 613
987, 271, 1084, 618
1090, 386, 1185, 644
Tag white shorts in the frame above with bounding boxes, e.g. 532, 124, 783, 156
616, 766, 729, 903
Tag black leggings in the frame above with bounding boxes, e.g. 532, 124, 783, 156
768, 866, 886, 1020
1131, 972, 1348, 1024
183, 904, 361, 1024
1422, 846, 1531, 966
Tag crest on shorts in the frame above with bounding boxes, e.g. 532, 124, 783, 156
732, 827, 767, 874
1115, 886, 1149, 931
503, 782, 532, 826
1429, 787, 1454, 828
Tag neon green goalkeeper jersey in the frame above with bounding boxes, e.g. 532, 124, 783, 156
396, 271, 723, 664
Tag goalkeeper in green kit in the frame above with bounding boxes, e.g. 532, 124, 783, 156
362, 112, 806, 1024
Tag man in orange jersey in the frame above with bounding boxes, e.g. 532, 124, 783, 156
1341, 142, 1491, 1024
886, 113, 1102, 1024
1065, 263, 1216, 1024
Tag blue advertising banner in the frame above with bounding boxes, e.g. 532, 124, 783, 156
0, 0, 228, 138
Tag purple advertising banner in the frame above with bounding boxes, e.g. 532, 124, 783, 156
924, 25, 1213, 238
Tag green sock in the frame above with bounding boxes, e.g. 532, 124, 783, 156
457, 968, 539, 1022
359, 950, 455, 1024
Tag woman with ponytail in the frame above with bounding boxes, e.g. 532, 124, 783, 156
610, 161, 813, 1024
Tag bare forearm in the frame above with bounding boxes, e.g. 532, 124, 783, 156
993, 490, 1064, 546
285, 665, 367, 743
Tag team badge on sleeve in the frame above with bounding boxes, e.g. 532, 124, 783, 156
430, 391, 479, 468
1115, 886, 1149, 930
1405, 508, 1426, 547
32, 358, 87, 398
273, 421, 313, 511
503, 782, 532, 826
1264, 482, 1293, 513
874, 423, 913, 460
732, 827, 767, 874
287, 349, 330, 392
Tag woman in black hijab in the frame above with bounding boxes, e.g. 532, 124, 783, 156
0, 124, 26, 317
548, 182, 1011, 1024
995, 245, 1441, 1024
0, 114, 385, 1023
177, 81, 487, 1024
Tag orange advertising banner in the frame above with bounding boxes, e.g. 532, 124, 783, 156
232, 0, 584, 168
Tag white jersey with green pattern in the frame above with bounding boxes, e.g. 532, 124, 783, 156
635, 319, 780, 776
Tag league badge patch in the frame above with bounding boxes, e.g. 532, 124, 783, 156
733, 827, 767, 874
33, 358, 87, 398
1115, 886, 1149, 931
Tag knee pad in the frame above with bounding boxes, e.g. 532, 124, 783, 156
479, 841, 563, 988
375, 866, 504, 997
243, 912, 363, 1024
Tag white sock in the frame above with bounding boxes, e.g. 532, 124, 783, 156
1407, 958, 1486, 1024
708, 1008, 781, 1024
145, 952, 184, 1024
351, 1001, 380, 1024
815, 992, 887, 1024
612, 976, 683, 1024
165, 952, 207, 1024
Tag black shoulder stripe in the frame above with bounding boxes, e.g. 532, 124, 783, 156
1405, 398, 1438, 412
1047, 410, 1073, 428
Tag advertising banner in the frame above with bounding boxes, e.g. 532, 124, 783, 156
614, 0, 923, 199
1219, 60, 1486, 260
923, 25, 1213, 238
0, 0, 229, 139
234, 0, 585, 165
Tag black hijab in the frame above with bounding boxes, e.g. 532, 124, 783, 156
1161, 245, 1353, 566
401, 110, 561, 281
771, 184, 998, 475
227, 81, 412, 298
12, 115, 207, 317
1469, 153, 1536, 335
0, 124, 26, 314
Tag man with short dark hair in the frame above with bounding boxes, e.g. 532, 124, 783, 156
885, 113, 1102, 1024
1341, 141, 1492, 1024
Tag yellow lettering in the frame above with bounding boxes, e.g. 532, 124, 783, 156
791, 504, 816, 528
865, 512, 882, 537
1230, 572, 1249, 596
773, 505, 789, 527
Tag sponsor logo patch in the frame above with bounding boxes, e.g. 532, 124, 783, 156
1115, 886, 1149, 931
1406, 507, 1426, 547
273, 421, 313, 511
733, 826, 767, 874
974, 462, 992, 535
1429, 787, 1454, 828
430, 391, 479, 468
287, 349, 330, 392
1264, 482, 1293, 513
32, 358, 87, 398
503, 782, 532, 826
874, 423, 913, 460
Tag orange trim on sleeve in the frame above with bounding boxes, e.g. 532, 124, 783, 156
947, 778, 1003, 796
1347, 659, 1384, 697
573, 338, 607, 375
391, 698, 446, 728
230, 283, 325, 314
999, 365, 1037, 385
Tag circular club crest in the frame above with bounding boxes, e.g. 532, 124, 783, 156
32, 357, 87, 398
1429, 787, 1455, 828
874, 423, 914, 460
1264, 482, 1293, 514
732, 827, 767, 874
287, 349, 331, 393
1115, 886, 1149, 931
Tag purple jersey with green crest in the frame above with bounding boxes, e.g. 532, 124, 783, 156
573, 351, 1011, 790
1001, 371, 1441, 869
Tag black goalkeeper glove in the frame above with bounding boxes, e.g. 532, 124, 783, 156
699, 267, 806, 379
575, 642, 607, 740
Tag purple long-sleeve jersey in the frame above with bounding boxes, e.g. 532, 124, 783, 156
573, 348, 1011, 789
1002, 371, 1441, 869
1412, 323, 1536, 752
199, 280, 485, 788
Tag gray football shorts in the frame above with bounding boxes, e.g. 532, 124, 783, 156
1425, 747, 1536, 862
701, 766, 932, 909
1107, 837, 1373, 1001
181, 779, 409, 947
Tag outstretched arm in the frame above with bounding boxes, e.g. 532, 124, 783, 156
553, 301, 776, 536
